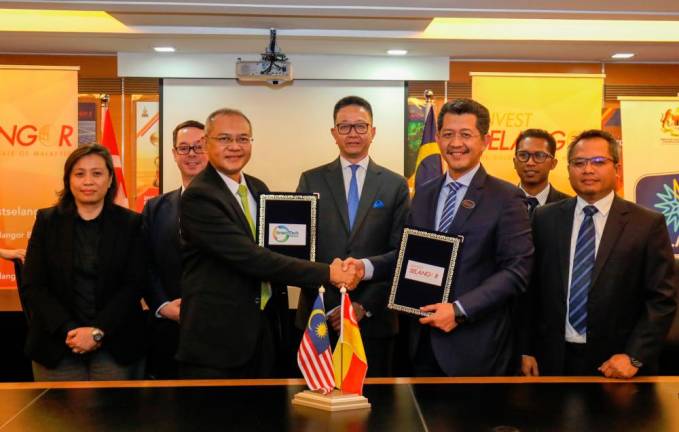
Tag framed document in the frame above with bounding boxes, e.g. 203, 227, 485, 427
388, 227, 463, 317
258, 193, 318, 261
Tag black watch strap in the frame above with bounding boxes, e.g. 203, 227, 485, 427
453, 303, 467, 324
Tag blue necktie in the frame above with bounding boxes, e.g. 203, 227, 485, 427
347, 164, 360, 230
568, 205, 598, 335
438, 182, 462, 233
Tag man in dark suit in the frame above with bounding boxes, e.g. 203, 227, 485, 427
295, 96, 410, 377
512, 128, 570, 216
142, 120, 208, 379
347, 99, 534, 376
522, 129, 677, 378
178, 108, 359, 379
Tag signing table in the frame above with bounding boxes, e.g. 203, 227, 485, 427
0, 377, 678, 431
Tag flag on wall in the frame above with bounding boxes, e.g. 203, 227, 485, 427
413, 103, 443, 193
297, 292, 335, 394
102, 107, 129, 207
332, 292, 368, 395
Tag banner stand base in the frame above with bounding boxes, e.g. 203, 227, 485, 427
292, 390, 371, 411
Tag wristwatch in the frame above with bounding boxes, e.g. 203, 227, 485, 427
452, 303, 467, 324
629, 356, 643, 368
92, 328, 105, 343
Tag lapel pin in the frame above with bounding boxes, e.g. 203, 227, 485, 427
461, 199, 476, 209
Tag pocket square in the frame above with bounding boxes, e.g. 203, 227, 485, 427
372, 200, 385, 209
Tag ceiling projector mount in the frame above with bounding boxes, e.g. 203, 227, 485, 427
236, 28, 292, 85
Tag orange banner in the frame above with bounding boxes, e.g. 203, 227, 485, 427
0, 65, 78, 288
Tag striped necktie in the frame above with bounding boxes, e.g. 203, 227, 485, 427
438, 182, 462, 233
568, 205, 598, 335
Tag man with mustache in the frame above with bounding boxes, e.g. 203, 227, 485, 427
512, 128, 570, 217
349, 98, 534, 376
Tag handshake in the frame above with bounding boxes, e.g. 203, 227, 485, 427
329, 257, 365, 290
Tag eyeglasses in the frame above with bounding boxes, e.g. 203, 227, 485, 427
439, 131, 480, 143
207, 135, 253, 146
335, 123, 370, 135
174, 144, 206, 155
515, 151, 554, 163
569, 156, 615, 169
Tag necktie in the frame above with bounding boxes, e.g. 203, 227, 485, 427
568, 205, 598, 335
438, 182, 462, 233
347, 164, 360, 230
237, 184, 271, 310
526, 197, 540, 217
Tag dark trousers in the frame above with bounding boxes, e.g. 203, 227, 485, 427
146, 318, 180, 379
412, 326, 446, 377
564, 342, 597, 376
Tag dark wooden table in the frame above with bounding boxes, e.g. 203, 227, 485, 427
1, 377, 678, 431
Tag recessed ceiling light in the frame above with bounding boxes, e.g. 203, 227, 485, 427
611, 53, 635, 59
154, 46, 175, 53
387, 49, 408, 56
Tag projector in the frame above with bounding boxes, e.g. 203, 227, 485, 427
236, 29, 292, 85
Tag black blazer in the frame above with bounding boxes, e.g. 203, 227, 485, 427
546, 185, 570, 204
527, 196, 677, 374
142, 188, 182, 313
177, 164, 332, 369
371, 166, 534, 376
22, 205, 147, 368
295, 158, 410, 338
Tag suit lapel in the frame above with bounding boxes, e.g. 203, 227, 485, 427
448, 166, 486, 233
348, 159, 382, 243
591, 196, 628, 288
557, 199, 576, 300
421, 177, 445, 230
206, 164, 254, 241
245, 174, 267, 243
168, 189, 182, 249
96, 206, 117, 306
59, 210, 74, 298
323, 159, 350, 235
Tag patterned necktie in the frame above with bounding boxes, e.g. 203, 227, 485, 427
568, 205, 598, 335
526, 197, 540, 218
237, 184, 271, 310
438, 182, 462, 233
347, 164, 360, 230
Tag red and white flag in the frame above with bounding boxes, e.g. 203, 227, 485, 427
101, 107, 129, 207
297, 292, 335, 394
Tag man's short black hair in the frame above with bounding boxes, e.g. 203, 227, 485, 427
437, 98, 490, 135
172, 120, 204, 147
567, 129, 620, 163
515, 128, 557, 156
333, 96, 373, 123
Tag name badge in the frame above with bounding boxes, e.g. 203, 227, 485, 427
268, 223, 307, 246
404, 260, 445, 287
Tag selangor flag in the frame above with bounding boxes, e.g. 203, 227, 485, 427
102, 108, 129, 207
332, 292, 368, 395
412, 103, 444, 194
297, 293, 335, 394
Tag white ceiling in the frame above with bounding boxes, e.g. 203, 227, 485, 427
1, 1, 679, 62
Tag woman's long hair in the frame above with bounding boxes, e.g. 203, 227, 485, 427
57, 144, 118, 212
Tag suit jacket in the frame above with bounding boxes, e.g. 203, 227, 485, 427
372, 165, 534, 376
295, 158, 410, 338
527, 196, 677, 374
177, 163, 332, 369
142, 188, 182, 313
22, 204, 147, 368
546, 185, 570, 204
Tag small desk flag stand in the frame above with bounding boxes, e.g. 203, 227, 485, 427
292, 286, 371, 411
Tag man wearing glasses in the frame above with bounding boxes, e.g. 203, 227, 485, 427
142, 120, 208, 378
177, 108, 360, 378
295, 96, 410, 377
521, 129, 676, 378
347, 98, 534, 376
512, 128, 570, 217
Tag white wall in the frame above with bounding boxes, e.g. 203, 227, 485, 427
162, 78, 405, 192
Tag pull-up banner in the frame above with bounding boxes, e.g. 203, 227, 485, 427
620, 96, 679, 256
471, 72, 605, 195
0, 65, 79, 289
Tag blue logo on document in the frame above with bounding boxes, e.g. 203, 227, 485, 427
635, 173, 679, 255
372, 200, 384, 209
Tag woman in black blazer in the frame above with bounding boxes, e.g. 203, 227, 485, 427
22, 144, 146, 381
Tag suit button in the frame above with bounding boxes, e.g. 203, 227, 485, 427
346, 249, 351, 255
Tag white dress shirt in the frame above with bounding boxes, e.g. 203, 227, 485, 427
565, 190, 615, 343
519, 183, 551, 207
340, 156, 369, 199
434, 164, 480, 231
216, 170, 257, 224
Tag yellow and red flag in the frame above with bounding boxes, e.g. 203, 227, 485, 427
332, 292, 368, 395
